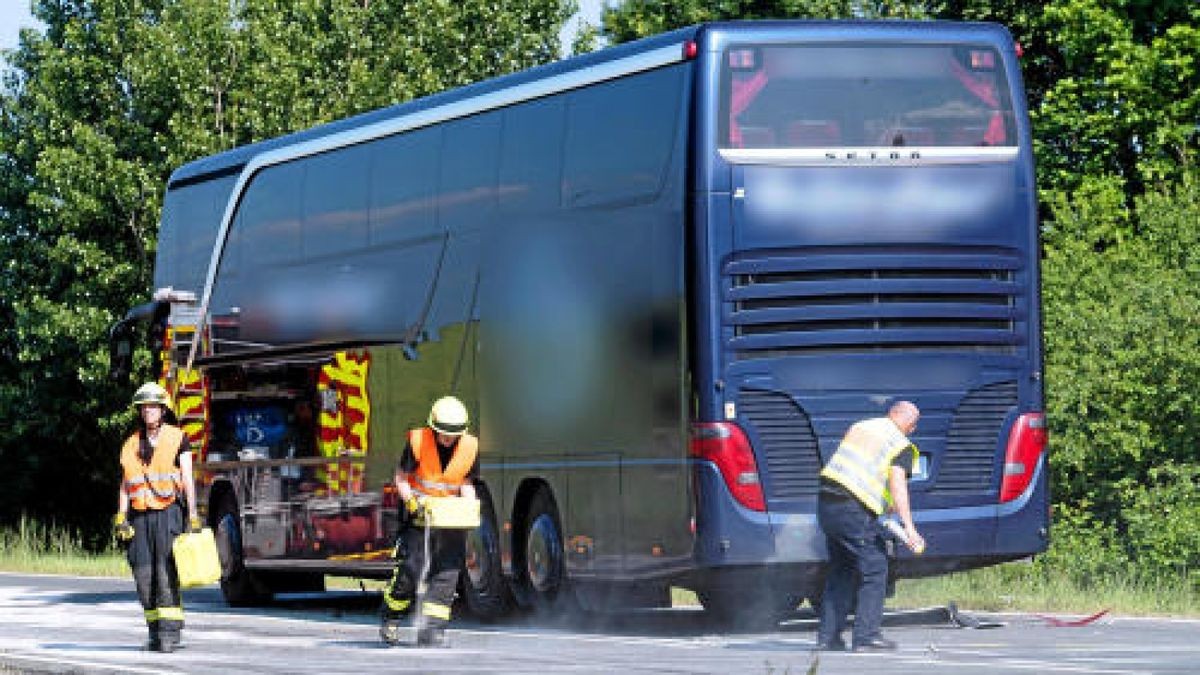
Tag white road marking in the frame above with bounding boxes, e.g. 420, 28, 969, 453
0, 651, 178, 674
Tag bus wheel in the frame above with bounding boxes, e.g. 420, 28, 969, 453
518, 489, 568, 611
213, 496, 268, 606
461, 490, 510, 620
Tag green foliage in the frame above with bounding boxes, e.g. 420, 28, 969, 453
1123, 464, 1200, 587
1041, 171, 1200, 586
601, 0, 930, 44
0, 0, 571, 542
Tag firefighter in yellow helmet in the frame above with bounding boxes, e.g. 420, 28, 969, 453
381, 396, 479, 647
815, 400, 925, 652
113, 382, 201, 653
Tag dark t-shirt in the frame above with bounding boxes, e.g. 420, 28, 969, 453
397, 435, 479, 481
138, 428, 191, 466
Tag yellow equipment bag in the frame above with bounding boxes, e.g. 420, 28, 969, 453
173, 527, 221, 589
421, 497, 481, 529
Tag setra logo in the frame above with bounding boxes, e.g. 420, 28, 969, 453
824, 150, 923, 161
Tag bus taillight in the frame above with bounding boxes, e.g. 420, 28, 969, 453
691, 422, 765, 512
999, 413, 1047, 503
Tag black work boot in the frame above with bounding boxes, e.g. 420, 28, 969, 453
380, 619, 404, 646
416, 626, 446, 647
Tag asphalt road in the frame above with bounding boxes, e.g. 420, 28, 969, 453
1, 572, 1197, 674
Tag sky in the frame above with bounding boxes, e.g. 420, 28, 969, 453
0, 1, 606, 54
0, 1, 37, 53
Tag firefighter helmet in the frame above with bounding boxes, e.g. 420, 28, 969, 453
428, 396, 468, 436
132, 382, 172, 411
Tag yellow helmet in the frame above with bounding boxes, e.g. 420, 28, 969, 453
132, 382, 173, 411
428, 396, 468, 436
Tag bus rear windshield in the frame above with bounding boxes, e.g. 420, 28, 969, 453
721, 43, 1016, 149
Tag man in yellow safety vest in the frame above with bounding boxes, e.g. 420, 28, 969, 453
815, 400, 925, 652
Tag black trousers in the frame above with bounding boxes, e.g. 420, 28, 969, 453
127, 503, 184, 644
382, 524, 465, 628
816, 491, 889, 647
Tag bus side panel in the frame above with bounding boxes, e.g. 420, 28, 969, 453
481, 63, 694, 583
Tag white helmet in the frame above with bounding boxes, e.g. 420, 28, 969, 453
131, 382, 173, 411
428, 396, 468, 436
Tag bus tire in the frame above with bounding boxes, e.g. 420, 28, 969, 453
460, 489, 511, 621
213, 496, 268, 606
516, 488, 570, 612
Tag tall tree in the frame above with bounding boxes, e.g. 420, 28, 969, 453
0, 0, 571, 539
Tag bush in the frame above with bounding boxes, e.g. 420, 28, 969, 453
1041, 171, 1200, 586
1122, 464, 1200, 588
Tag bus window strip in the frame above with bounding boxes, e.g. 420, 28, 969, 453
182, 42, 687, 377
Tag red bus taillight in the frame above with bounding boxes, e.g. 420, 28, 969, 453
999, 413, 1047, 503
691, 422, 765, 512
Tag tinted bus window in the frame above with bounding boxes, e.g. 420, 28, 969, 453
370, 129, 440, 246
238, 162, 303, 267
499, 98, 565, 216
564, 66, 682, 208
155, 175, 235, 293
304, 144, 370, 258
721, 44, 1015, 148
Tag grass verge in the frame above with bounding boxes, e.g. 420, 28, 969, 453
892, 561, 1200, 618
0, 518, 126, 577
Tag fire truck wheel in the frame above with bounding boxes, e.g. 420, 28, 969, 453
213, 495, 268, 606
460, 489, 510, 621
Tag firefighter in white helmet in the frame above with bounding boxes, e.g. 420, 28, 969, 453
381, 396, 478, 646
114, 382, 201, 652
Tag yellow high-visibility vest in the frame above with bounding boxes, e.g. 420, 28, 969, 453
820, 417, 918, 515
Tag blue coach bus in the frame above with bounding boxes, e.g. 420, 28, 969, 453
112, 20, 1048, 619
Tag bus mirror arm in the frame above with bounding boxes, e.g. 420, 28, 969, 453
107, 317, 138, 386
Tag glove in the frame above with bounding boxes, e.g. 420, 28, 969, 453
189, 515, 203, 533
405, 496, 422, 516
113, 513, 134, 544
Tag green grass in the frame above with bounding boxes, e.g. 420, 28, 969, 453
0, 518, 126, 577
892, 562, 1200, 618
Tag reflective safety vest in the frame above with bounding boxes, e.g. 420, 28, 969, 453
405, 428, 478, 498
820, 417, 918, 515
120, 425, 186, 511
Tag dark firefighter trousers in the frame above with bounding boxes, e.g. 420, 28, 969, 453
382, 524, 465, 628
127, 503, 185, 646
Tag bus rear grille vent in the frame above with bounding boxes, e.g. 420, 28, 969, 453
931, 380, 1018, 495
738, 389, 821, 501
725, 251, 1023, 357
